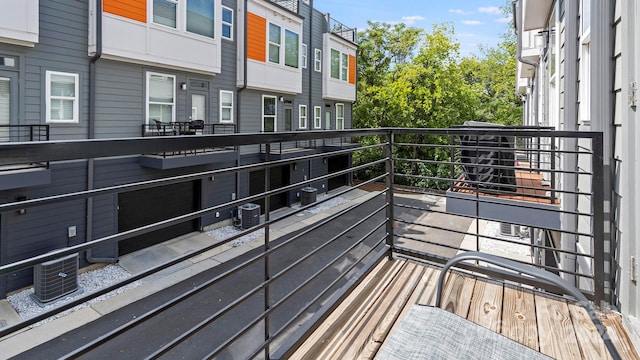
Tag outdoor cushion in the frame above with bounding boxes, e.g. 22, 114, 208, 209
375, 304, 552, 360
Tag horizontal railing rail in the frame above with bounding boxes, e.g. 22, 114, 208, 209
0, 127, 607, 358
0, 124, 50, 172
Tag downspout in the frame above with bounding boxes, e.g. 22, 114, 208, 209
559, 0, 580, 286
86, 0, 116, 263
513, 0, 539, 127
234, 0, 249, 201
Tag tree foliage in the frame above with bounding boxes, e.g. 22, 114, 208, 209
352, 12, 522, 185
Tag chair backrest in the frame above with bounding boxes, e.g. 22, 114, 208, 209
189, 120, 205, 130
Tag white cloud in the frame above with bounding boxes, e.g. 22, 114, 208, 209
402, 15, 425, 25
496, 17, 511, 23
478, 6, 501, 15
449, 9, 473, 15
463, 20, 484, 25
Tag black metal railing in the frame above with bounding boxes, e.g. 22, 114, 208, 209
0, 125, 49, 171
141, 122, 237, 157
0, 128, 608, 358
327, 15, 357, 43
269, 0, 297, 13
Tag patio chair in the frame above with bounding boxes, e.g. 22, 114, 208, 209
375, 252, 621, 360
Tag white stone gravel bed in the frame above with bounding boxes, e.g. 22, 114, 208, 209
207, 196, 347, 247
6, 264, 140, 327
480, 221, 531, 257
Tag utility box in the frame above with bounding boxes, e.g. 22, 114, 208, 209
238, 203, 260, 229
300, 187, 317, 206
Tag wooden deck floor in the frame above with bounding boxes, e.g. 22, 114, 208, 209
291, 259, 639, 360
452, 171, 559, 205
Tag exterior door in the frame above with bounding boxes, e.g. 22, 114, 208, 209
284, 107, 293, 131
0, 71, 17, 142
190, 93, 207, 121
325, 110, 331, 130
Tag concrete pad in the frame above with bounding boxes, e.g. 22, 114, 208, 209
118, 246, 180, 275
0, 299, 21, 327
211, 245, 253, 263
190, 243, 233, 263
166, 233, 216, 255
1, 306, 101, 359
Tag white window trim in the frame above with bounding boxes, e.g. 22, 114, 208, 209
150, 0, 216, 41
268, 22, 281, 64
314, 48, 322, 72
262, 95, 277, 132
220, 90, 234, 123
145, 71, 176, 126
330, 49, 349, 82
222, 6, 233, 41
45, 70, 79, 124
335, 103, 344, 130
301, 44, 307, 69
313, 106, 322, 129
298, 104, 307, 129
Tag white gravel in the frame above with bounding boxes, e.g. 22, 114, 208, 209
480, 221, 532, 257
6, 264, 140, 327
299, 195, 347, 214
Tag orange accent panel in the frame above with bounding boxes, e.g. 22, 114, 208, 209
348, 55, 356, 84
104, 0, 147, 23
247, 12, 266, 62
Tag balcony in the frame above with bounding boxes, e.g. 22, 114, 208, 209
0, 128, 635, 359
139, 122, 237, 169
0, 124, 51, 190
327, 15, 357, 44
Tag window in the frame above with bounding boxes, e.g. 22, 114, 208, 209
314, 49, 322, 72
341, 53, 349, 81
299, 105, 307, 129
284, 30, 299, 68
187, 0, 214, 38
220, 90, 233, 123
301, 44, 307, 68
153, 0, 177, 28
330, 49, 349, 81
222, 6, 233, 40
153, 0, 215, 39
268, 23, 281, 64
146, 72, 175, 125
263, 95, 277, 132
46, 71, 79, 123
336, 103, 344, 130
314, 106, 321, 129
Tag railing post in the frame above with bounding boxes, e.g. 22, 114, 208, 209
385, 130, 395, 259
591, 133, 606, 305
550, 135, 556, 203
264, 143, 271, 358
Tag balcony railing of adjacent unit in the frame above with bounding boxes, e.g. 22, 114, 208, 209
327, 15, 357, 43
0, 124, 49, 171
141, 121, 237, 157
0, 128, 625, 359
269, 0, 297, 13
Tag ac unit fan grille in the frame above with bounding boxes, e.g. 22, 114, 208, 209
34, 253, 79, 303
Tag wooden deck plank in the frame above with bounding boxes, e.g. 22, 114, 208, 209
289, 259, 402, 360
416, 266, 445, 306
600, 312, 640, 360
568, 304, 613, 360
440, 272, 476, 318
467, 279, 503, 332
501, 285, 539, 351
341, 263, 425, 360
535, 294, 582, 359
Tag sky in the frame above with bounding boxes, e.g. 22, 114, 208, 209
312, 0, 512, 57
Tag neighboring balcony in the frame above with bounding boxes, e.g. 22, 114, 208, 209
139, 121, 237, 169
0, 125, 51, 191
322, 16, 357, 102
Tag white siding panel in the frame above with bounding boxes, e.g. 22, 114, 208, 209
0, 0, 39, 46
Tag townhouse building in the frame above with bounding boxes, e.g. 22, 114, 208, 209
515, 0, 640, 348
0, 0, 357, 296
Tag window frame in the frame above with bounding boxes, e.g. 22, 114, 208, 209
301, 44, 307, 69
314, 48, 322, 72
151, 0, 216, 40
152, 0, 178, 29
145, 71, 176, 126
268, 23, 282, 64
220, 90, 234, 123
222, 6, 233, 40
298, 104, 307, 129
335, 103, 344, 130
313, 106, 322, 129
284, 29, 299, 68
262, 95, 277, 132
45, 70, 79, 124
